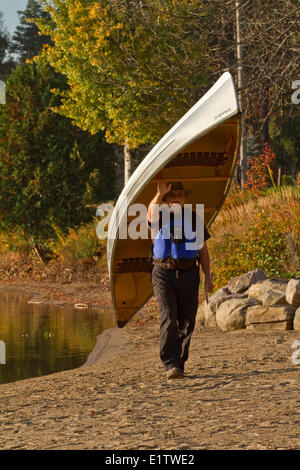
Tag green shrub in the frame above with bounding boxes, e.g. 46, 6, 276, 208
209, 187, 300, 289
50, 218, 106, 262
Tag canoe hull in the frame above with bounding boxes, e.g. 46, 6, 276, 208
107, 72, 241, 327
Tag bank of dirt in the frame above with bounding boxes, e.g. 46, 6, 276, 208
0, 273, 300, 449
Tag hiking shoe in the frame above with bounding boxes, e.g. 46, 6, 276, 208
166, 367, 184, 379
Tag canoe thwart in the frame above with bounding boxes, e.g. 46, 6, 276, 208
114, 257, 153, 274
166, 151, 228, 168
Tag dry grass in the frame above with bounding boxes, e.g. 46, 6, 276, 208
208, 186, 300, 287
211, 186, 300, 241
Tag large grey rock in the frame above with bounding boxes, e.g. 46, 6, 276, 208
228, 269, 266, 294
203, 287, 248, 327
246, 321, 293, 331
286, 279, 300, 307
247, 279, 288, 300
204, 302, 217, 327
246, 305, 296, 325
247, 285, 287, 306
196, 302, 205, 326
207, 287, 231, 310
203, 287, 230, 327
205, 293, 250, 327
294, 307, 300, 330
216, 297, 258, 332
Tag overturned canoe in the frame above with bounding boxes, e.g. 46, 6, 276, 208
107, 72, 241, 327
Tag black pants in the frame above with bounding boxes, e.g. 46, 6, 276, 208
152, 264, 200, 372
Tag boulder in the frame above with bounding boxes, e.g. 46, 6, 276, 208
207, 287, 231, 310
286, 279, 300, 307
247, 286, 287, 306
246, 305, 296, 325
216, 297, 258, 332
246, 321, 293, 331
204, 302, 217, 327
203, 287, 230, 327
203, 287, 248, 327
294, 307, 300, 330
227, 268, 266, 294
205, 293, 250, 327
247, 279, 288, 302
196, 302, 205, 326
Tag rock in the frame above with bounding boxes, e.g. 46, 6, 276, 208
207, 287, 231, 310
203, 291, 249, 328
246, 305, 296, 325
226, 293, 251, 301
28, 298, 43, 304
196, 302, 205, 325
202, 287, 230, 327
247, 286, 287, 306
216, 297, 258, 332
246, 321, 293, 331
204, 302, 217, 327
294, 307, 300, 330
286, 279, 300, 307
227, 268, 266, 294
247, 279, 288, 298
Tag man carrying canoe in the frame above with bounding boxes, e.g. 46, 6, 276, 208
148, 181, 214, 379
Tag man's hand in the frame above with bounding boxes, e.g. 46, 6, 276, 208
157, 182, 171, 197
204, 274, 214, 293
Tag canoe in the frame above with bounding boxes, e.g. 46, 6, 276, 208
107, 71, 241, 327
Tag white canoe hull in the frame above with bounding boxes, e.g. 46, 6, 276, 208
107, 72, 241, 327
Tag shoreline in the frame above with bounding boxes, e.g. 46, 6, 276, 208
83, 327, 127, 367
0, 278, 299, 450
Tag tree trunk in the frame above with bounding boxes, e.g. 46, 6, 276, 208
290, 159, 297, 180
236, 0, 247, 189
32, 244, 50, 265
112, 144, 124, 197
261, 90, 269, 146
124, 139, 131, 186
277, 165, 281, 186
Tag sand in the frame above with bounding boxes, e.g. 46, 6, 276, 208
0, 279, 299, 450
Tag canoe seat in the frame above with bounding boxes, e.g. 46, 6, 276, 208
166, 151, 228, 167
114, 257, 153, 273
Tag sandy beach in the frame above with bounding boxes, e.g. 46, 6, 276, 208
0, 279, 299, 450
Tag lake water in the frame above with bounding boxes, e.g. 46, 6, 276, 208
0, 288, 116, 384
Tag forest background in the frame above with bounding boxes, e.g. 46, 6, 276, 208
0, 0, 299, 287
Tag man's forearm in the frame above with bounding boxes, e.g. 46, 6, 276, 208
199, 242, 211, 277
147, 192, 164, 223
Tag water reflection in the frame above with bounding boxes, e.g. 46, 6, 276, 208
0, 289, 115, 384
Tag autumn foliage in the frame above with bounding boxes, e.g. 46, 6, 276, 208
244, 143, 276, 193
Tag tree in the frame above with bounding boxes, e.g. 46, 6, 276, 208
195, 0, 299, 185
269, 111, 300, 180
0, 62, 115, 252
35, 0, 210, 185
0, 11, 15, 80
10, 0, 52, 63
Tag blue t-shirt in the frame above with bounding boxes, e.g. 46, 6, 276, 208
148, 207, 210, 260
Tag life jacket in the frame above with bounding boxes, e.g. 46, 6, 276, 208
152, 207, 201, 260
